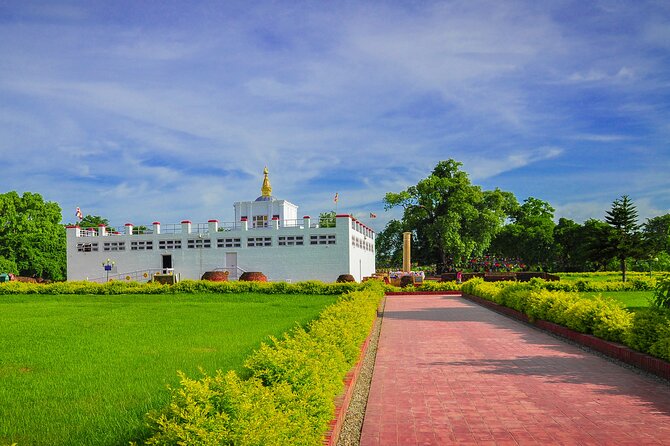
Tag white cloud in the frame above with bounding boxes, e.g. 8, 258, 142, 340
464, 147, 563, 180
567, 67, 635, 83
0, 1, 668, 231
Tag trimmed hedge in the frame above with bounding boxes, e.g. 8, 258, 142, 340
462, 278, 670, 362
0, 279, 366, 296
140, 283, 384, 445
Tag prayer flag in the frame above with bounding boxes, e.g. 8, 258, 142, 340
334, 192, 339, 203
75, 207, 83, 220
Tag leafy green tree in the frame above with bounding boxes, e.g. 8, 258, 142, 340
75, 215, 116, 233
604, 195, 644, 282
554, 218, 591, 271
643, 214, 670, 256
318, 211, 336, 228
133, 225, 149, 235
490, 197, 556, 270
384, 159, 515, 272
0, 256, 18, 274
375, 219, 406, 268
0, 191, 66, 280
582, 218, 617, 271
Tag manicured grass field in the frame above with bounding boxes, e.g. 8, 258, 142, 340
0, 293, 338, 446
557, 271, 656, 282
581, 290, 653, 311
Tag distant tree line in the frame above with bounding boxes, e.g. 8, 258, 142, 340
2, 160, 668, 282
377, 160, 670, 281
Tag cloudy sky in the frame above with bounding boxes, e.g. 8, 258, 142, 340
1, 0, 669, 230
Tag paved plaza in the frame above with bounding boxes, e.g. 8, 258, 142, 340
360, 294, 670, 445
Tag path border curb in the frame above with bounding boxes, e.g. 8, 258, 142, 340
462, 293, 670, 382
385, 290, 461, 296
323, 297, 385, 446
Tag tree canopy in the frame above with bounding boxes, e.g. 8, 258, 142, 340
383, 159, 516, 272
490, 197, 556, 270
0, 191, 66, 280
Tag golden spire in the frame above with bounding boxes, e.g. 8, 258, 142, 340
261, 166, 272, 197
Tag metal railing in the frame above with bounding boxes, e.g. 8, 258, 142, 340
87, 268, 174, 283
73, 218, 342, 237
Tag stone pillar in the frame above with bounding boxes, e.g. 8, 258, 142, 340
181, 220, 192, 234
272, 216, 280, 230
152, 221, 161, 235
124, 223, 133, 235
403, 231, 412, 273
208, 219, 219, 233
241, 217, 248, 231
98, 224, 107, 237
303, 215, 311, 229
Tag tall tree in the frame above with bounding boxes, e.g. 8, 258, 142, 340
490, 197, 556, 270
604, 195, 643, 282
554, 218, 590, 271
375, 219, 406, 268
384, 159, 515, 272
74, 215, 116, 233
0, 191, 66, 280
642, 214, 670, 256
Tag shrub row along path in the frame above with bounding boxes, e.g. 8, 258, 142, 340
359, 294, 670, 445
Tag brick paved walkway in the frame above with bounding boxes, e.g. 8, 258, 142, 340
360, 295, 670, 445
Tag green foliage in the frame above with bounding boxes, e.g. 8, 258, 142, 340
143, 287, 384, 445
0, 279, 368, 296
384, 159, 515, 272
318, 211, 336, 228
642, 214, 670, 256
145, 371, 312, 446
0, 191, 66, 280
604, 195, 645, 282
490, 197, 556, 270
375, 219, 406, 268
0, 292, 337, 446
652, 275, 670, 309
73, 215, 116, 233
0, 256, 17, 274
462, 278, 670, 359
413, 280, 461, 292
626, 308, 670, 360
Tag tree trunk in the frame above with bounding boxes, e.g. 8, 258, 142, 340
438, 248, 448, 274
621, 257, 627, 282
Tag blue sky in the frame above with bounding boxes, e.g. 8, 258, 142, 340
1, 0, 669, 231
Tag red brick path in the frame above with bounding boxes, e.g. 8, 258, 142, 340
360, 295, 670, 445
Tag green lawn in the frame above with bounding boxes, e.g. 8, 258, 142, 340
0, 293, 337, 446
581, 290, 653, 311
557, 271, 656, 282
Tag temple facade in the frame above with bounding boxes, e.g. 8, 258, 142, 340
66, 168, 376, 283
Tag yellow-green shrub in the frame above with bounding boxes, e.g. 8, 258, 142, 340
462, 279, 636, 351
414, 281, 460, 292
142, 286, 384, 445
0, 279, 367, 296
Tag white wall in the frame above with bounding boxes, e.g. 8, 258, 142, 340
66, 215, 374, 283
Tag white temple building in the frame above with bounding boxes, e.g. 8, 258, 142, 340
66, 168, 376, 283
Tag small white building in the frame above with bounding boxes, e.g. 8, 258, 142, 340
66, 168, 376, 283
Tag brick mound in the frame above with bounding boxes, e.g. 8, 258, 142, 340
239, 272, 267, 282
201, 271, 229, 282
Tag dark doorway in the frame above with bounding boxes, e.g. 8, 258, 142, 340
162, 254, 172, 270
